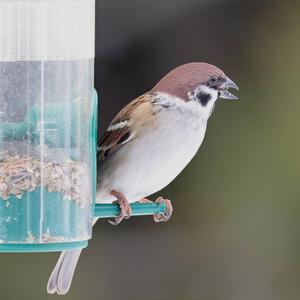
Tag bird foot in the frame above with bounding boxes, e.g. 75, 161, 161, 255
109, 190, 132, 225
139, 197, 173, 222
154, 197, 173, 222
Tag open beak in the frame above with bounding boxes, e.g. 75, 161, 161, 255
219, 76, 239, 100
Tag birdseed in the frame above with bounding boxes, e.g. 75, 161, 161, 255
0, 152, 89, 203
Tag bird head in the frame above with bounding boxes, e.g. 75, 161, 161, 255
152, 62, 239, 119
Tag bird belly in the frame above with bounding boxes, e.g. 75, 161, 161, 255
97, 112, 206, 203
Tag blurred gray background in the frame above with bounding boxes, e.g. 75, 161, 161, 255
2, 0, 300, 299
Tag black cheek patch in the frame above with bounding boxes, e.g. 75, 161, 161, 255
197, 92, 211, 106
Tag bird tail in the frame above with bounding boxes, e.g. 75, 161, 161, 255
47, 249, 82, 295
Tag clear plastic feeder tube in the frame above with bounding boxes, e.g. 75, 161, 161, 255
0, 0, 95, 248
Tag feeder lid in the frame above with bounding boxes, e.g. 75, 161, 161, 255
0, 0, 95, 62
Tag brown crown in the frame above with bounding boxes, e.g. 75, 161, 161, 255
152, 62, 225, 101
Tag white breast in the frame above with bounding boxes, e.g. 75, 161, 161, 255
97, 95, 207, 203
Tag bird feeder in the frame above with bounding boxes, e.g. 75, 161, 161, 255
0, 0, 166, 253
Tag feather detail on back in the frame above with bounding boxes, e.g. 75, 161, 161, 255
97, 93, 155, 167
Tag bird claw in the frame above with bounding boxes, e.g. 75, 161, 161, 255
153, 197, 173, 222
108, 215, 123, 226
108, 190, 132, 225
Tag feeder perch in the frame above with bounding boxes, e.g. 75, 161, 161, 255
0, 0, 167, 253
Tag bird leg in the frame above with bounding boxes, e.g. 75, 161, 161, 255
139, 197, 173, 222
109, 190, 132, 225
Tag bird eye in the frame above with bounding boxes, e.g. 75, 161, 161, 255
208, 76, 219, 88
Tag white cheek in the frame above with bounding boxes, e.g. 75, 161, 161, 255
198, 85, 218, 102
189, 85, 218, 120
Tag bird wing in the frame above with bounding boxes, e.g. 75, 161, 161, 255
97, 93, 153, 167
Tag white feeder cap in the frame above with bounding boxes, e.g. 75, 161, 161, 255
0, 0, 95, 61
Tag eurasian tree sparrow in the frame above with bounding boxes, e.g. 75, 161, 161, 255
47, 62, 239, 295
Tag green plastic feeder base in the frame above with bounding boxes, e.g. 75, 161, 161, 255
0, 241, 88, 253
0, 90, 98, 253
0, 202, 168, 252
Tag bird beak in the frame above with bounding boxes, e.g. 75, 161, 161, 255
219, 76, 239, 100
